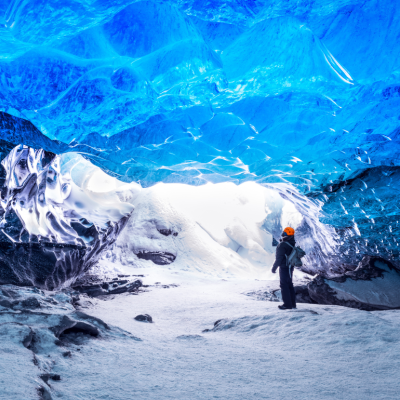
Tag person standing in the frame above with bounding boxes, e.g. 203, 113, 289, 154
272, 227, 297, 310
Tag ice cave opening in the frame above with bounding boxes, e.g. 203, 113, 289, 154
0, 144, 337, 285
0, 1, 400, 398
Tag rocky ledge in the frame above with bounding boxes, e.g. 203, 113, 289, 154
308, 256, 400, 310
0, 284, 140, 399
249, 256, 400, 311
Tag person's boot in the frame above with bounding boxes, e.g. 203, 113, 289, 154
278, 305, 292, 310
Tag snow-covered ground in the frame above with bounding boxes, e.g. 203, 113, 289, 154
19, 265, 397, 400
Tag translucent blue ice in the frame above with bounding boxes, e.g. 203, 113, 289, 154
0, 0, 399, 262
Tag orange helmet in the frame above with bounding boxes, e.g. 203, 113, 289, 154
283, 227, 295, 236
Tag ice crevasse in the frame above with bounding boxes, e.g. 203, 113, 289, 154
0, 0, 398, 278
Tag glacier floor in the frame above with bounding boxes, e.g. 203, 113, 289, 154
40, 266, 400, 400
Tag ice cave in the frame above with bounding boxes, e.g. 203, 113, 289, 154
0, 0, 399, 399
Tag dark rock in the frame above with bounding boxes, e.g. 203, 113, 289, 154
134, 314, 153, 323
308, 256, 400, 310
22, 329, 35, 349
62, 351, 71, 357
21, 297, 41, 309
40, 374, 61, 384
74, 311, 110, 330
203, 319, 226, 332
73, 279, 142, 297
72, 284, 106, 297
50, 315, 100, 338
294, 285, 316, 304
37, 385, 52, 400
136, 251, 176, 265
158, 228, 173, 236
108, 279, 142, 294
0, 299, 12, 308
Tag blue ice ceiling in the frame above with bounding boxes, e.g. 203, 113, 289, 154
0, 0, 399, 266
0, 0, 398, 190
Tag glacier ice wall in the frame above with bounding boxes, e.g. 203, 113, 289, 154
0, 145, 135, 243
0, 0, 399, 266
0, 144, 137, 289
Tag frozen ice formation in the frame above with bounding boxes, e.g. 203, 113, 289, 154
0, 145, 135, 244
0, 141, 340, 281
0, 1, 398, 267
0, 1, 398, 184
0, 145, 136, 289
103, 181, 337, 279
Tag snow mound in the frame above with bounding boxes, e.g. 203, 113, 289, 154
206, 307, 400, 351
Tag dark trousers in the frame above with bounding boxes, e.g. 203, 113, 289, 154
279, 266, 296, 308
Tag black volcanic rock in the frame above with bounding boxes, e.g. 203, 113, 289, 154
308, 256, 400, 310
0, 216, 129, 290
134, 314, 153, 323
136, 251, 176, 265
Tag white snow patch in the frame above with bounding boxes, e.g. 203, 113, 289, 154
106, 181, 306, 280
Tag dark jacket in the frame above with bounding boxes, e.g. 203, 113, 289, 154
272, 235, 296, 273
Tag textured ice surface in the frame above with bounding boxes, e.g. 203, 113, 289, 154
327, 261, 400, 308
2, 269, 400, 399
308, 256, 400, 310
0, 145, 134, 243
0, 145, 136, 289
0, 0, 398, 185
0, 1, 399, 263
0, 284, 137, 399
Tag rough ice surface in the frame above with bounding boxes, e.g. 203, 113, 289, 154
308, 256, 400, 310
0, 0, 398, 183
2, 269, 400, 399
16, 267, 400, 400
0, 145, 135, 244
0, 143, 336, 283
0, 0, 398, 264
327, 261, 400, 308
0, 145, 135, 289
